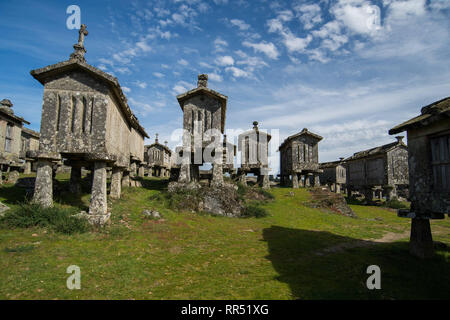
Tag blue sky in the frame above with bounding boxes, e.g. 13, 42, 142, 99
1, 0, 450, 173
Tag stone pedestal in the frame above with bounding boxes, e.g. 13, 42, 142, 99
179, 163, 191, 183
211, 163, 223, 186
292, 173, 299, 189
24, 161, 32, 174
261, 174, 270, 189
7, 170, 19, 184
239, 172, 247, 186
410, 218, 434, 259
130, 162, 137, 177
161, 168, 166, 178
335, 183, 341, 194
305, 174, 311, 187
110, 167, 122, 199
314, 174, 320, 187
69, 166, 82, 194
33, 160, 54, 208
88, 161, 109, 224
383, 186, 395, 201
138, 165, 145, 177
122, 171, 130, 187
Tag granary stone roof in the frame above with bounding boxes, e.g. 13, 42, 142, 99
30, 59, 149, 139
22, 127, 40, 138
319, 159, 345, 169
344, 137, 406, 162
279, 128, 323, 150
239, 121, 272, 141
176, 83, 228, 134
389, 96, 450, 134
0, 99, 30, 125
145, 142, 172, 156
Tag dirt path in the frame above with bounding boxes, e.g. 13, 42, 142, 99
315, 231, 410, 256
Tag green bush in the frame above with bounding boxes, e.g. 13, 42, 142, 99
383, 198, 409, 210
258, 188, 275, 200
0, 202, 90, 234
242, 205, 269, 218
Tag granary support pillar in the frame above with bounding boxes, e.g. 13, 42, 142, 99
335, 183, 341, 194
31, 152, 61, 208
211, 162, 223, 186
130, 162, 137, 187
178, 163, 191, 183
24, 161, 32, 174
33, 160, 55, 208
0, 166, 3, 185
292, 173, 299, 189
88, 161, 109, 225
122, 170, 130, 187
110, 167, 123, 199
261, 174, 270, 189
69, 165, 82, 194
239, 171, 247, 186
383, 185, 396, 201
410, 218, 434, 259
160, 167, 166, 178
138, 164, 145, 177
314, 174, 320, 187
305, 174, 311, 187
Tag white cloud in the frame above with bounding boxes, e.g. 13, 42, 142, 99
122, 86, 131, 93
225, 66, 250, 78
136, 41, 152, 52
331, 0, 382, 36
284, 33, 312, 53
230, 19, 250, 30
178, 58, 189, 66
134, 81, 147, 89
214, 37, 228, 52
215, 55, 235, 66
208, 73, 223, 82
294, 3, 322, 30
153, 72, 165, 78
243, 41, 279, 59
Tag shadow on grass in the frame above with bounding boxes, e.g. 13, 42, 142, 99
141, 178, 169, 191
0, 184, 29, 206
262, 226, 450, 299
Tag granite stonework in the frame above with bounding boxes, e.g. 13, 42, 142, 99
344, 137, 409, 201
145, 134, 172, 178
171, 74, 232, 187
319, 158, 346, 194
238, 121, 271, 189
28, 25, 148, 224
0, 99, 40, 182
279, 128, 323, 189
390, 97, 450, 258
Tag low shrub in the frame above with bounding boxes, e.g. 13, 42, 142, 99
242, 205, 269, 218
383, 198, 409, 210
0, 202, 90, 234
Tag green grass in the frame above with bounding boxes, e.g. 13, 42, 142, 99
0, 175, 449, 299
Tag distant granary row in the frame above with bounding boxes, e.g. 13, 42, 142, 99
0, 99, 40, 183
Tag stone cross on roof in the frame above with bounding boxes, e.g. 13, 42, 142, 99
77, 24, 88, 47
70, 24, 88, 63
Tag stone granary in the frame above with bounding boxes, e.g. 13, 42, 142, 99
20, 127, 40, 174
237, 121, 271, 188
319, 158, 346, 193
344, 137, 409, 201
28, 25, 148, 225
0, 99, 31, 184
175, 74, 230, 186
144, 134, 172, 178
389, 96, 450, 258
279, 128, 323, 188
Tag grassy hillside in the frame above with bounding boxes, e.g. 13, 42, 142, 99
0, 175, 449, 299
